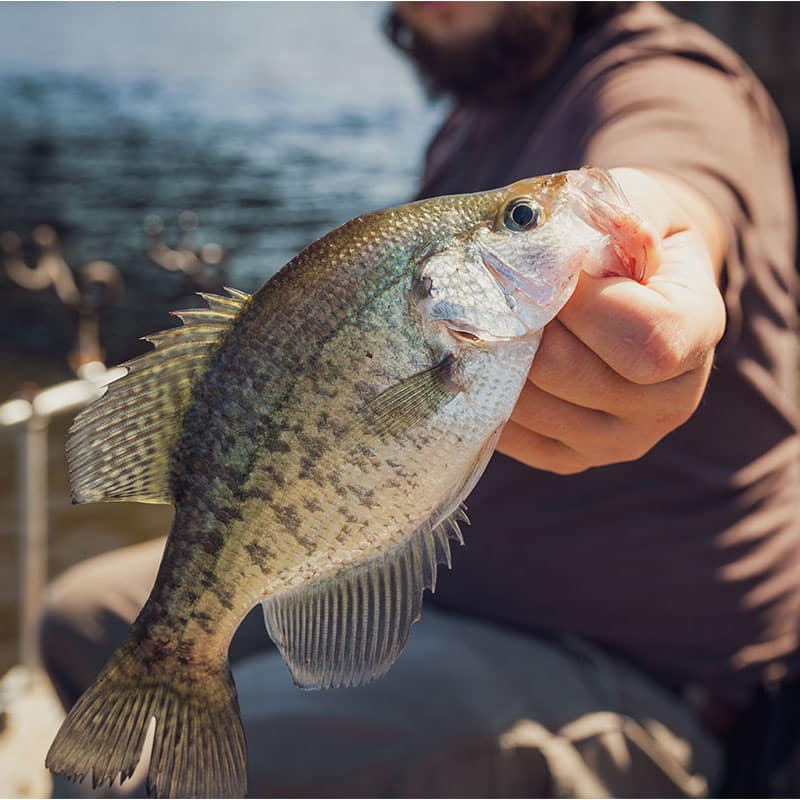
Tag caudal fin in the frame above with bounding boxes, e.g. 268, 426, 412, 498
46, 639, 247, 798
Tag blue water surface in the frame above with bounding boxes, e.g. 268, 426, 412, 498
0, 2, 441, 318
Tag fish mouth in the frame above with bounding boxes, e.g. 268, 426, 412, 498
478, 247, 568, 335
570, 166, 630, 208
566, 167, 653, 282
480, 248, 558, 308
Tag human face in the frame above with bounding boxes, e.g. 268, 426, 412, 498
388, 2, 577, 105
394, 2, 506, 46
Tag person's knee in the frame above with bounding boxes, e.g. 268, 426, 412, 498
38, 580, 78, 673
38, 539, 163, 708
39, 560, 118, 708
39, 559, 101, 665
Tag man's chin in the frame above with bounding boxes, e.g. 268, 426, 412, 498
387, 2, 578, 106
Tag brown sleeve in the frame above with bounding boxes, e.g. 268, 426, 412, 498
570, 51, 797, 354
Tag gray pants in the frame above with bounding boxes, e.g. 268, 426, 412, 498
40, 538, 722, 797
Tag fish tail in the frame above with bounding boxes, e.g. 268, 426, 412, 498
46, 637, 247, 798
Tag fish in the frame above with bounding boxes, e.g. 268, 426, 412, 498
46, 166, 654, 798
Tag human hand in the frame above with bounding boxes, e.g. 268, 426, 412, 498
497, 167, 727, 474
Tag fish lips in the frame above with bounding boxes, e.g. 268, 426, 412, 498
566, 167, 655, 282
427, 247, 576, 342
428, 295, 530, 343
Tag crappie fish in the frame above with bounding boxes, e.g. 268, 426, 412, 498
47, 167, 653, 798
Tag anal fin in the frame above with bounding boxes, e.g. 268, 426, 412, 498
261, 406, 507, 691
262, 506, 467, 690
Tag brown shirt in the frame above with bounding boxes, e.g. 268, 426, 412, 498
420, 2, 800, 704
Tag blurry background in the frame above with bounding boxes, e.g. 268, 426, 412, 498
0, 1, 439, 679
1, 0, 799, 680
1, 3, 799, 795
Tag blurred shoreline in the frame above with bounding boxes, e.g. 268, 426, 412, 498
0, 2, 439, 676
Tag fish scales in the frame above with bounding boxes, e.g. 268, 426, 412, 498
47, 167, 655, 797
143, 194, 498, 651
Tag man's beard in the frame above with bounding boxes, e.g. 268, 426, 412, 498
385, 3, 623, 106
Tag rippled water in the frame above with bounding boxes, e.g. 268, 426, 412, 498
0, 2, 443, 672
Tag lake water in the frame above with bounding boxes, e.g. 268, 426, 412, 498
0, 2, 443, 672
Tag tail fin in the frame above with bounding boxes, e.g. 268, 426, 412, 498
46, 639, 247, 798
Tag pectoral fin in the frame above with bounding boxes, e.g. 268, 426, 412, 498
355, 355, 460, 440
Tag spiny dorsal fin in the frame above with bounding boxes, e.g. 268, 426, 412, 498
261, 504, 469, 690
67, 287, 251, 505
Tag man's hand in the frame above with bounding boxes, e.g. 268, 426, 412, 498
497, 167, 727, 474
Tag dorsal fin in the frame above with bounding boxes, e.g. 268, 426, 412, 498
67, 287, 251, 505
262, 504, 469, 690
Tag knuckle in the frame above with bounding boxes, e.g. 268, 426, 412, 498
603, 410, 694, 465
623, 439, 658, 462
656, 392, 701, 430
604, 440, 647, 464
594, 417, 670, 464
600, 435, 653, 465
662, 404, 693, 429
550, 453, 592, 475
625, 319, 685, 385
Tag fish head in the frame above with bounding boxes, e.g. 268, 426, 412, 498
416, 167, 655, 344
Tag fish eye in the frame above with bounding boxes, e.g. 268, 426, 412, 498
504, 199, 540, 232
